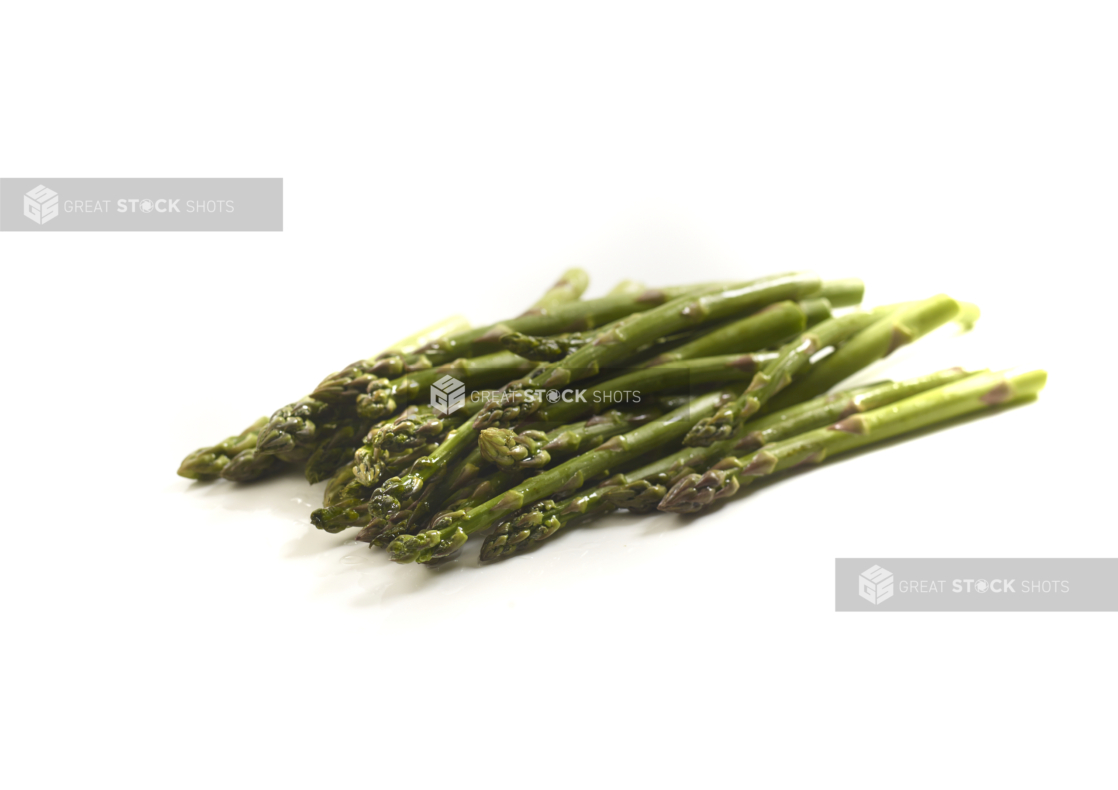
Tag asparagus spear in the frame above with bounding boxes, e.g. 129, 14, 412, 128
387, 388, 740, 563
313, 465, 383, 532
478, 408, 660, 470
354, 351, 538, 420
312, 501, 373, 534
872, 300, 981, 331
761, 294, 961, 413
353, 432, 441, 487
323, 464, 360, 506
416, 284, 714, 362
481, 490, 618, 560
361, 378, 524, 517
303, 417, 372, 484
641, 300, 812, 367
178, 417, 269, 480
256, 397, 335, 455
365, 424, 479, 519
661, 368, 1047, 513
478, 429, 552, 470
519, 268, 590, 315
502, 285, 806, 364
799, 298, 834, 327
296, 313, 474, 408
377, 405, 462, 452
388, 421, 548, 534
499, 317, 627, 362
218, 447, 280, 482
315, 272, 584, 401
683, 311, 881, 445
808, 278, 864, 308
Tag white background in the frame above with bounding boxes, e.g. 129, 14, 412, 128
2, 3, 1116, 788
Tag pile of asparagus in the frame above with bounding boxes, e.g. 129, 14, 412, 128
179, 270, 1046, 564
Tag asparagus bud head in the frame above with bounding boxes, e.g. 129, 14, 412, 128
257, 399, 330, 455
219, 448, 278, 482
380, 406, 447, 451
603, 480, 669, 513
480, 500, 563, 561
388, 520, 469, 564
355, 379, 397, 420
500, 332, 587, 362
658, 463, 743, 514
478, 428, 552, 470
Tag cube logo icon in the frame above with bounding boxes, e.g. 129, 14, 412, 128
858, 565, 894, 604
430, 374, 466, 415
24, 185, 60, 225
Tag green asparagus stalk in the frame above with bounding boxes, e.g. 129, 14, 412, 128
481, 490, 618, 561
365, 422, 479, 519
761, 295, 961, 414
478, 429, 552, 470
315, 272, 584, 401
313, 460, 387, 532
499, 317, 629, 363
808, 278, 864, 308
660, 368, 1047, 513
390, 430, 536, 534
178, 417, 269, 480
732, 367, 972, 453
799, 298, 834, 327
416, 284, 714, 362
306, 314, 473, 406
303, 417, 372, 484
478, 408, 660, 470
365, 465, 530, 547
500, 331, 589, 363
360, 393, 511, 505
312, 501, 373, 534
387, 388, 739, 563
641, 300, 811, 367
872, 300, 981, 331
218, 447, 280, 482
353, 432, 441, 487
323, 464, 360, 506
377, 405, 462, 452
519, 268, 590, 315
683, 311, 881, 445
354, 351, 538, 420
256, 397, 335, 455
